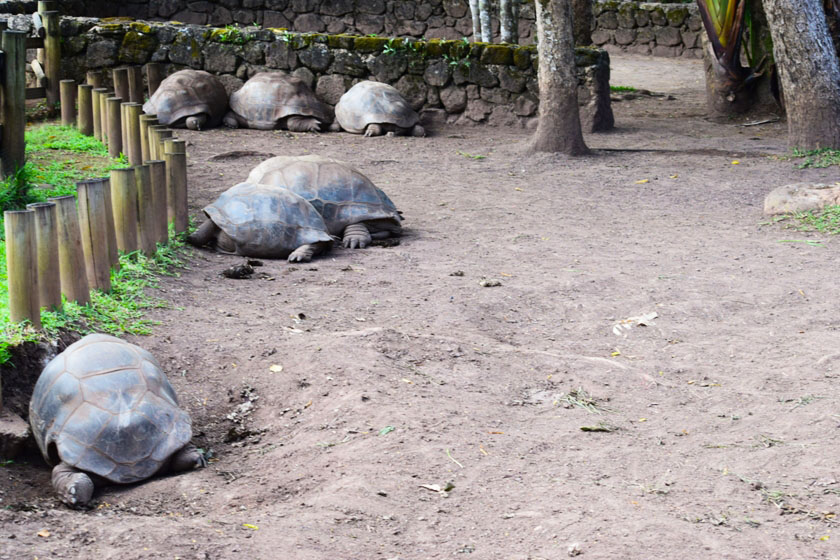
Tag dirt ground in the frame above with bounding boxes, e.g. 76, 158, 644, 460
3, 53, 840, 559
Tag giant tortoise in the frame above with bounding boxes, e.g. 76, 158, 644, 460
142, 69, 228, 130
334, 81, 425, 137
29, 333, 205, 507
246, 155, 403, 249
224, 72, 333, 132
187, 181, 334, 261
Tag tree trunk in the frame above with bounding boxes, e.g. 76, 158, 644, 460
469, 0, 481, 40
479, 0, 492, 42
572, 0, 593, 45
529, 0, 589, 155
500, 0, 520, 43
764, 0, 840, 148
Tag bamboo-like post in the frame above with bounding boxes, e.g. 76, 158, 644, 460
149, 126, 173, 161
99, 90, 111, 142
59, 79, 76, 126
164, 139, 188, 233
4, 210, 40, 327
43, 10, 60, 105
147, 160, 168, 243
106, 96, 123, 158
134, 164, 156, 254
139, 114, 158, 163
110, 168, 138, 252
26, 202, 61, 311
112, 67, 129, 103
77, 84, 94, 136
145, 62, 164, 97
1, 31, 26, 178
101, 178, 119, 270
123, 103, 143, 165
92, 88, 106, 141
86, 70, 106, 88
127, 66, 144, 103
76, 179, 112, 292
48, 195, 90, 305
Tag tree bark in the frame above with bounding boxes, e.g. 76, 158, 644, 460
469, 0, 481, 40
500, 0, 520, 43
529, 0, 589, 155
479, 0, 492, 42
572, 0, 593, 45
764, 0, 840, 148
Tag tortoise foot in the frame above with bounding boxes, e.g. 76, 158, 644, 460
223, 112, 240, 129
343, 223, 371, 249
170, 445, 207, 472
411, 124, 426, 137
288, 243, 317, 262
186, 114, 208, 131
186, 220, 219, 248
364, 124, 384, 137
52, 463, 94, 508
328, 122, 341, 133
286, 116, 322, 133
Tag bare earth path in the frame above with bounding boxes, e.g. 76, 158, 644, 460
3, 55, 840, 560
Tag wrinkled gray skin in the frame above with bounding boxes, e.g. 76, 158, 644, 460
245, 155, 403, 249
29, 333, 205, 508
223, 73, 333, 133
334, 81, 425, 137
187, 182, 334, 262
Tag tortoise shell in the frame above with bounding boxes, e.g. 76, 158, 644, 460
142, 69, 228, 128
204, 181, 333, 258
228, 72, 332, 130
29, 334, 192, 484
245, 155, 402, 236
334, 81, 419, 134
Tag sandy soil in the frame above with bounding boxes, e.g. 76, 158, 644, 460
3, 54, 840, 560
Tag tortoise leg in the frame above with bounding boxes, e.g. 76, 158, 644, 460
286, 116, 322, 133
328, 121, 341, 133
52, 462, 95, 508
186, 114, 208, 131
186, 220, 219, 248
216, 231, 236, 254
169, 445, 207, 473
222, 111, 241, 129
364, 123, 384, 137
411, 124, 426, 137
288, 240, 331, 263
342, 223, 372, 249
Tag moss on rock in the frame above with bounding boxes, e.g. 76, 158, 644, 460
480, 44, 513, 65
353, 36, 389, 52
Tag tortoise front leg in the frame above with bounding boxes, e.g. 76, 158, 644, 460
364, 123, 384, 137
288, 240, 331, 262
186, 220, 219, 248
342, 223, 372, 249
185, 114, 208, 130
285, 116, 322, 133
169, 444, 207, 473
52, 462, 94, 508
223, 111, 242, 129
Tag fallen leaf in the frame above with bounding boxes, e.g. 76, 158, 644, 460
612, 312, 658, 335
269, 364, 283, 373
731, 160, 740, 165
378, 426, 395, 436
669, 174, 678, 179
635, 179, 649, 184
37, 530, 50, 538
304, 400, 312, 408
242, 524, 259, 530
514, 187, 523, 191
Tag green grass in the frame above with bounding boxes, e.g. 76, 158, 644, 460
789, 205, 840, 235
0, 123, 186, 365
610, 85, 637, 93
790, 147, 840, 168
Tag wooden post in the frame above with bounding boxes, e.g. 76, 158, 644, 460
139, 114, 158, 163
145, 63, 164, 98
106, 96, 123, 158
36, 1, 55, 67
134, 164, 156, 254
150, 127, 173, 161
76, 179, 113, 291
48, 195, 90, 305
102, 178, 120, 270
110, 168, 138, 252
42, 10, 60, 106
86, 70, 106, 88
26, 202, 61, 311
112, 67, 130, 102
92, 88, 107, 141
127, 66, 144, 103
164, 139, 188, 234
77, 84, 94, 136
1, 31, 26, 178
4, 210, 40, 327
60, 79, 76, 127
147, 160, 168, 243
99, 90, 112, 142
123, 103, 143, 165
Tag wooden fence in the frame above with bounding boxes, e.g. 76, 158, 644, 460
2, 7, 186, 328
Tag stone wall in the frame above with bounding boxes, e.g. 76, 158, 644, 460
592, 1, 703, 58
35, 16, 613, 131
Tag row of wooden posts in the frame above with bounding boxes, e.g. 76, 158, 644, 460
4, 63, 188, 329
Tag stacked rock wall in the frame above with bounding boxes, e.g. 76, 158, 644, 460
592, 1, 703, 58
46, 16, 613, 131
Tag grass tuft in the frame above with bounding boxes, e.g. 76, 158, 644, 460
790, 147, 840, 168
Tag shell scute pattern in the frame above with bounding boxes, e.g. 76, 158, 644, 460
229, 73, 332, 130
335, 81, 419, 134
142, 69, 228, 128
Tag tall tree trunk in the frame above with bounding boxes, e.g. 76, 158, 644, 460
500, 0, 520, 43
529, 0, 589, 155
572, 0, 593, 45
764, 0, 840, 148
479, 0, 492, 42
469, 0, 481, 40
